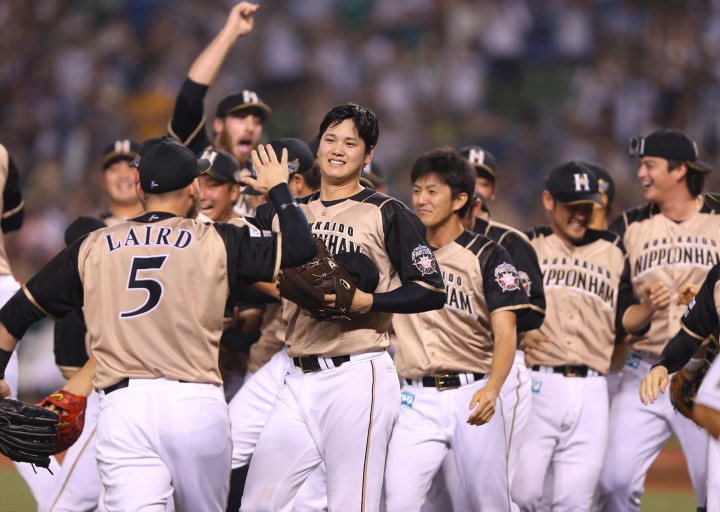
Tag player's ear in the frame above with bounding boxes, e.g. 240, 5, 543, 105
453, 192, 469, 215
136, 183, 146, 202
542, 190, 555, 212
213, 117, 225, 136
229, 183, 241, 204
364, 146, 375, 166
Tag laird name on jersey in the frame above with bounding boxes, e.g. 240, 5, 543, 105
105, 226, 193, 253
635, 237, 720, 275
541, 258, 615, 308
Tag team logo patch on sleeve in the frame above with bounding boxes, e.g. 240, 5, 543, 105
249, 227, 262, 237
411, 245, 437, 275
518, 270, 531, 296
494, 263, 520, 292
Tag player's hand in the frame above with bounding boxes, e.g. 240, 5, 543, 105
224, 2, 260, 39
639, 365, 669, 405
467, 385, 498, 426
677, 284, 700, 306
523, 330, 551, 366
322, 290, 373, 314
0, 378, 10, 399
641, 283, 670, 311
246, 145, 288, 193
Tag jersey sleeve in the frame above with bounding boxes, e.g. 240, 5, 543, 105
479, 242, 531, 315
680, 263, 720, 340
167, 78, 212, 155
615, 255, 641, 334
1, 155, 23, 233
53, 309, 89, 369
214, 223, 280, 286
498, 231, 545, 330
382, 202, 444, 292
244, 202, 278, 231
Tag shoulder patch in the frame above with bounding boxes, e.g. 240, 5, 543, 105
248, 226, 261, 237
411, 245, 437, 275
494, 262, 520, 292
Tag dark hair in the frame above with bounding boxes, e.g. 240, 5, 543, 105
667, 159, 705, 196
299, 162, 322, 191
317, 103, 379, 153
411, 146, 475, 217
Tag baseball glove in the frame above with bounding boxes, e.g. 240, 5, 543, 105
278, 238, 378, 321
670, 365, 708, 419
0, 397, 58, 468
37, 390, 87, 453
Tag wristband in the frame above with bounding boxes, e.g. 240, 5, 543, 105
685, 357, 705, 372
0, 348, 12, 380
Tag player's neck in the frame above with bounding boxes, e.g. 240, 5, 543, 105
319, 179, 364, 201
111, 202, 144, 220
425, 217, 464, 249
657, 192, 700, 222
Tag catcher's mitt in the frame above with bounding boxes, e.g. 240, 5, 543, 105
0, 397, 58, 468
38, 390, 87, 453
670, 365, 708, 419
278, 238, 379, 321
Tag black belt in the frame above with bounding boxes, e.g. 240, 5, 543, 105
406, 372, 486, 391
293, 355, 351, 373
531, 365, 594, 378
102, 377, 191, 394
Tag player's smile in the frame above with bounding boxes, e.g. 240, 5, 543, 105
317, 119, 372, 185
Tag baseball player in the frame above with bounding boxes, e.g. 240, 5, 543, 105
511, 162, 634, 511
598, 129, 716, 511
168, 2, 269, 217
385, 147, 530, 511
239, 103, 446, 512
0, 140, 316, 512
696, 361, 720, 511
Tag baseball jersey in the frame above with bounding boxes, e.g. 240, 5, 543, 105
0, 144, 24, 277
526, 227, 634, 374
392, 230, 530, 378
249, 188, 445, 357
611, 203, 720, 354
473, 217, 545, 331
14, 213, 282, 390
677, 263, 720, 343
167, 78, 214, 155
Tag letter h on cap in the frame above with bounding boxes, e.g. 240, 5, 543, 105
573, 173, 590, 192
467, 148, 486, 165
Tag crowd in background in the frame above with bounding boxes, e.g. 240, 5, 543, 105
3, 0, 720, 282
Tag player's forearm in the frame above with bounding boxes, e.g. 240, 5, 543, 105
370, 282, 445, 314
188, 27, 241, 86
622, 303, 654, 334
62, 356, 96, 397
268, 184, 316, 268
487, 311, 518, 393
0, 324, 18, 379
653, 328, 702, 374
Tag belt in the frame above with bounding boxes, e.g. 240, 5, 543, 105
293, 355, 351, 373
531, 365, 600, 378
102, 377, 191, 394
405, 372, 486, 391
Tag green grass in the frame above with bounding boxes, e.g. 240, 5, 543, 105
0, 467, 699, 512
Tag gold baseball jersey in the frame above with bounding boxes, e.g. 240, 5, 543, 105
0, 144, 24, 277
611, 204, 720, 354
526, 227, 634, 374
392, 231, 530, 378
250, 188, 445, 357
20, 212, 281, 390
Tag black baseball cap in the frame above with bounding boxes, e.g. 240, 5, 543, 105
460, 146, 498, 178
130, 136, 182, 168
199, 148, 241, 184
545, 161, 603, 205
267, 138, 314, 175
102, 139, 140, 170
360, 160, 386, 190
582, 162, 615, 204
216, 90, 271, 121
629, 129, 714, 173
138, 141, 210, 194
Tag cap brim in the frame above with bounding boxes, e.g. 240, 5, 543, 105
552, 192, 603, 205
224, 103, 272, 121
241, 185, 264, 196
200, 167, 231, 182
197, 159, 212, 173
473, 163, 496, 178
687, 160, 714, 173
102, 153, 138, 170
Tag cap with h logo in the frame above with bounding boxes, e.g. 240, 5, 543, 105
102, 139, 140, 170
216, 90, 272, 121
267, 138, 315, 176
460, 146, 498, 178
545, 161, 602, 205
138, 141, 210, 194
629, 129, 714, 173
200, 148, 241, 184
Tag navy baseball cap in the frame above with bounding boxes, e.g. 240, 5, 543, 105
460, 146, 498, 178
138, 141, 210, 194
545, 161, 603, 205
102, 139, 140, 170
629, 129, 714, 173
199, 148, 241, 184
216, 90, 271, 121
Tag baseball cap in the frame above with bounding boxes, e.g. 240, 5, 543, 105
360, 160, 386, 190
102, 139, 140, 170
130, 136, 182, 168
460, 146, 498, 178
545, 161, 603, 205
581, 162, 615, 204
629, 129, 714, 173
138, 141, 210, 194
216, 90, 271, 121
268, 138, 315, 175
199, 148, 241, 184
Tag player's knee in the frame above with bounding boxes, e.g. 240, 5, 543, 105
510, 481, 544, 512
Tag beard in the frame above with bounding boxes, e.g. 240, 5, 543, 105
217, 130, 250, 165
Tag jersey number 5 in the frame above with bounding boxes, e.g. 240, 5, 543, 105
120, 255, 168, 318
